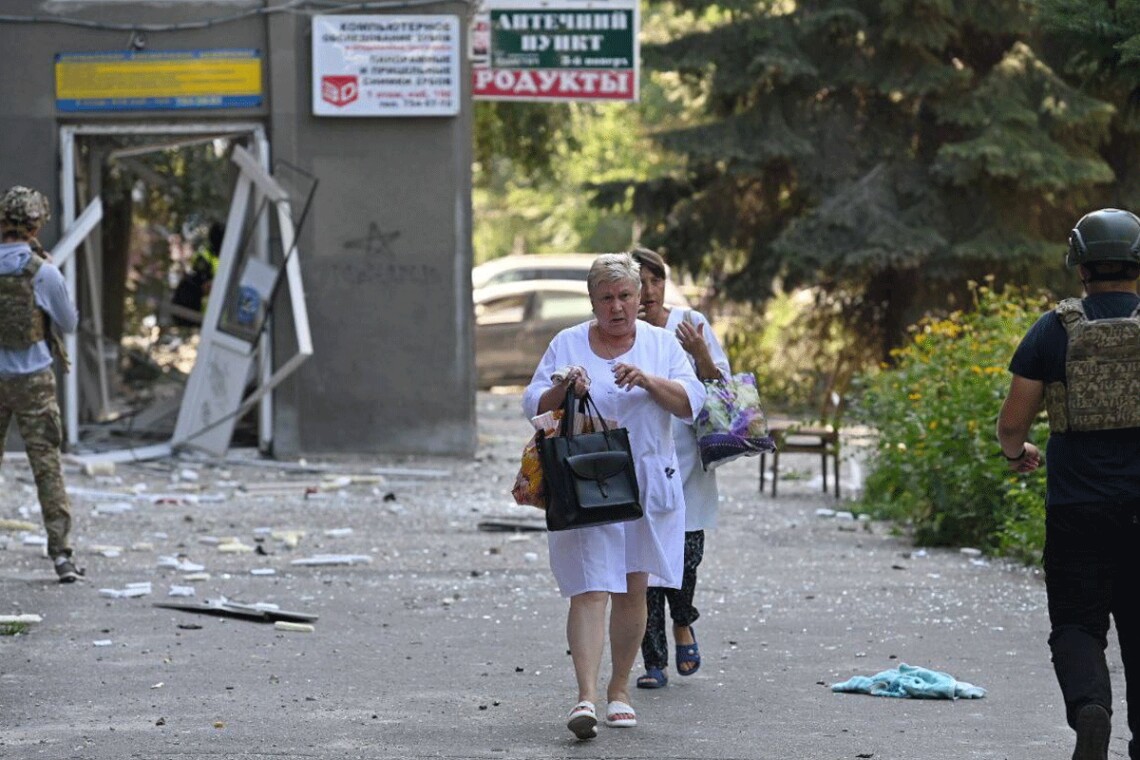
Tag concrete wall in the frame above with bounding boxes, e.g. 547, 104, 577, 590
0, 0, 476, 456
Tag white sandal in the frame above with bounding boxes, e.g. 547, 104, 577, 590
605, 699, 637, 727
567, 700, 598, 739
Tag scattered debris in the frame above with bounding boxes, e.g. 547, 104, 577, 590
100, 582, 153, 599
153, 598, 318, 624
217, 540, 255, 554
0, 614, 42, 624
290, 554, 373, 566
91, 501, 134, 516
0, 518, 38, 532
271, 529, 305, 548
274, 621, 315, 633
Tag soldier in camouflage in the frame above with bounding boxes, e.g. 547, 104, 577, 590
0, 185, 81, 583
998, 208, 1140, 760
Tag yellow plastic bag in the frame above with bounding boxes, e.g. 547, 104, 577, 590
511, 407, 614, 509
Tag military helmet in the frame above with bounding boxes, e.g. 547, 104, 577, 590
1066, 208, 1140, 268
0, 186, 52, 233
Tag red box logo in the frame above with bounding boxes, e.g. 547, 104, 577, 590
321, 75, 358, 107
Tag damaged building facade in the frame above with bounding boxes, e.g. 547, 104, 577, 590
0, 0, 476, 458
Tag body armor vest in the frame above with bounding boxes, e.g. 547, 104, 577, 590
1044, 297, 1140, 432
0, 255, 46, 349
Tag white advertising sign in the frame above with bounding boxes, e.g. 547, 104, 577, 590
312, 14, 460, 117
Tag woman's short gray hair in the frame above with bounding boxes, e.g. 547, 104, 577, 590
587, 252, 641, 296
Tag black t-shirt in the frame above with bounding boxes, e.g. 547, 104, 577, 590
1009, 291, 1140, 506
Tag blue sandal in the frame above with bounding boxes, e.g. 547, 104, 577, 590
676, 627, 701, 676
636, 666, 668, 689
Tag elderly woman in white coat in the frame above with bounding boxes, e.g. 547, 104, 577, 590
523, 253, 705, 740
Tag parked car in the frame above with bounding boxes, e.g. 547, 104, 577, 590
474, 279, 592, 388
472, 253, 689, 307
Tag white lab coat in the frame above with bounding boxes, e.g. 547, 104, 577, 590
523, 320, 705, 597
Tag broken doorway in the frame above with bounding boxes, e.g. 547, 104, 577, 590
59, 123, 283, 456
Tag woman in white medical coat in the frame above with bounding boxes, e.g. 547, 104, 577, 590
522, 253, 705, 740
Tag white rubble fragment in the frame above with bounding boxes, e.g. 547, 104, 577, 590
157, 556, 205, 573
92, 639, 113, 647
0, 614, 42, 624
815, 508, 836, 518
250, 568, 276, 576
290, 554, 373, 566
523, 552, 539, 563
92, 501, 133, 516
83, 461, 116, 477
22, 535, 47, 546
167, 586, 196, 597
835, 511, 855, 521
217, 541, 255, 554
178, 468, 200, 482
99, 582, 152, 599
181, 572, 211, 582
274, 621, 315, 633
198, 536, 221, 545
323, 528, 353, 538
271, 530, 305, 548
959, 547, 983, 557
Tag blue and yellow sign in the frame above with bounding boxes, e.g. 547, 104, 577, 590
55, 49, 262, 112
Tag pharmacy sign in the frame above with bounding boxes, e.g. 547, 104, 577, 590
472, 0, 639, 102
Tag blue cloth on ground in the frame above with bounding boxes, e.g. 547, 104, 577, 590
831, 663, 986, 699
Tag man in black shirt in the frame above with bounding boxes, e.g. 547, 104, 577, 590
998, 208, 1140, 760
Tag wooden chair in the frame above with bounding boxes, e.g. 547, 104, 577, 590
760, 393, 842, 498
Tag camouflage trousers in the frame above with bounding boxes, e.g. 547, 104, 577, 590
0, 369, 71, 559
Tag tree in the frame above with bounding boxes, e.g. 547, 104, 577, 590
623, 0, 1120, 362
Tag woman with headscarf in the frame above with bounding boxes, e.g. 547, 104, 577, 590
630, 247, 730, 689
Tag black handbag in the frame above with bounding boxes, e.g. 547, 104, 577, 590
537, 390, 643, 531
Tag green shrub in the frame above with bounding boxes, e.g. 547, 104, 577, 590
852, 281, 1052, 557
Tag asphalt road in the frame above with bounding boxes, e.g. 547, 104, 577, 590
0, 391, 1126, 759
